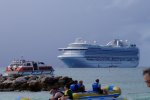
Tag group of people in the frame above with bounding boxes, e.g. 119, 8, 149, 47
49, 80, 85, 100
49, 68, 150, 100
49, 84, 73, 100
49, 79, 105, 100
70, 80, 85, 93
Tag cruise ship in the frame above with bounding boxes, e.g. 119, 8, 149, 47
58, 38, 140, 68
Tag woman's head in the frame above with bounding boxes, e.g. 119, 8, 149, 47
64, 84, 70, 90
50, 88, 57, 94
143, 68, 150, 87
79, 80, 83, 84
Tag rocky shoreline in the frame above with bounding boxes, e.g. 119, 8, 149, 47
0, 75, 74, 92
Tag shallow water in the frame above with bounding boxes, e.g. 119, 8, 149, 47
0, 67, 150, 100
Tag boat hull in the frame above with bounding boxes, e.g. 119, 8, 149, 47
73, 85, 121, 99
4, 70, 54, 76
73, 92, 120, 99
58, 56, 139, 68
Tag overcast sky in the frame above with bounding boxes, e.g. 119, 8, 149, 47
0, 0, 149, 67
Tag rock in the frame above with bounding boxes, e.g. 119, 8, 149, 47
15, 77, 27, 83
40, 76, 55, 85
0, 75, 74, 92
28, 75, 38, 81
2, 80, 13, 89
28, 80, 41, 91
61, 76, 73, 85
3, 80, 13, 84
0, 76, 7, 83
19, 82, 29, 90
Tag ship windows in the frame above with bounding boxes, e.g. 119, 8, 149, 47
86, 56, 138, 61
39, 67, 51, 70
27, 63, 31, 66
22, 67, 33, 71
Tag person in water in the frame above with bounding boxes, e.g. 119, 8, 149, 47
92, 79, 103, 94
143, 68, 150, 87
49, 88, 64, 100
77, 80, 85, 92
58, 84, 73, 100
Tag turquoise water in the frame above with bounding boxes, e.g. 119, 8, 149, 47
0, 67, 150, 100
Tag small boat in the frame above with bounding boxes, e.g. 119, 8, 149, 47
73, 86, 121, 99
4, 59, 54, 76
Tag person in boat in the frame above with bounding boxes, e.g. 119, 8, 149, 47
70, 80, 79, 93
77, 80, 85, 92
143, 68, 150, 87
58, 84, 73, 100
92, 79, 103, 94
49, 88, 64, 100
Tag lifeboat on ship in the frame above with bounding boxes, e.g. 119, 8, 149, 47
4, 59, 54, 76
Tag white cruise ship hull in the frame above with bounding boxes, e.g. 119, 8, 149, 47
58, 56, 139, 68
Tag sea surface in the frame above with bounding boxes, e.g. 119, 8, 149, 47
0, 67, 150, 100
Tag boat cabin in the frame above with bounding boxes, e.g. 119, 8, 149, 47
5, 59, 54, 76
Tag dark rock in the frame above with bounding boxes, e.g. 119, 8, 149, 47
28, 80, 41, 91
28, 75, 38, 81
15, 77, 27, 83
0, 75, 74, 92
40, 76, 55, 85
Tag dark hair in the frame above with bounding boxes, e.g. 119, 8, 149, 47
79, 80, 83, 84
143, 68, 150, 76
53, 88, 59, 90
50, 88, 58, 94
64, 84, 70, 89
96, 79, 99, 82
74, 80, 78, 84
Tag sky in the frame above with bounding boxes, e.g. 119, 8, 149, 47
0, 0, 150, 67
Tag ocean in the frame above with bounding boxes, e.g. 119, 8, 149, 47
0, 67, 150, 100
